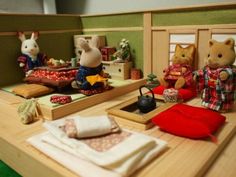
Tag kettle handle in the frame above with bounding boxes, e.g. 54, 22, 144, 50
139, 85, 155, 99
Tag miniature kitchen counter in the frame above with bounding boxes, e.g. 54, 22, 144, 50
0, 90, 236, 177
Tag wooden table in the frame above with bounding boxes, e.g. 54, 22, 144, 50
0, 90, 236, 177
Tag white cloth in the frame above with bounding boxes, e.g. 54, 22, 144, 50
40, 117, 167, 176
43, 119, 156, 167
27, 132, 120, 177
74, 115, 112, 138
28, 131, 167, 177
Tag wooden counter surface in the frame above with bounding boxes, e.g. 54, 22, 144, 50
0, 90, 236, 177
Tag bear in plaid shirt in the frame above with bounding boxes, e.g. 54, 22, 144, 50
194, 38, 236, 112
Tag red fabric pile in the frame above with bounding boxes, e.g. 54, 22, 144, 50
152, 85, 196, 101
152, 103, 226, 142
50, 95, 72, 104
29, 69, 77, 81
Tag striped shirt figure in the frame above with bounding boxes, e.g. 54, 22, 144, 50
194, 66, 236, 111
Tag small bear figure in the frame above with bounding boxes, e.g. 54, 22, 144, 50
17, 32, 47, 77
160, 44, 196, 89
194, 38, 236, 112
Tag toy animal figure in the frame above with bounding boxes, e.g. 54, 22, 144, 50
160, 44, 196, 89
194, 38, 236, 112
17, 98, 39, 124
71, 36, 109, 95
17, 32, 47, 76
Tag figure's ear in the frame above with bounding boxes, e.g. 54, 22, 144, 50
187, 44, 196, 54
78, 38, 90, 52
175, 44, 182, 52
31, 31, 39, 40
224, 38, 235, 49
209, 39, 216, 47
91, 36, 99, 48
17, 31, 26, 42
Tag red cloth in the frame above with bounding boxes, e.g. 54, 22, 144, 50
163, 64, 193, 87
50, 95, 72, 104
152, 85, 196, 101
152, 103, 225, 141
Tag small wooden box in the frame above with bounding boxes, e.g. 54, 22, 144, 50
101, 47, 116, 61
102, 61, 132, 80
106, 95, 175, 130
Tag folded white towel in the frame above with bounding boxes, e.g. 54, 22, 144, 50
57, 115, 120, 138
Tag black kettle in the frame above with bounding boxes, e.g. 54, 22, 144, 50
137, 86, 156, 113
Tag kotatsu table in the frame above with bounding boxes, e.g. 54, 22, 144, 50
0, 89, 236, 177
24, 66, 78, 89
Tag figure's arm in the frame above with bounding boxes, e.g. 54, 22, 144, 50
219, 68, 233, 81
38, 53, 48, 66
163, 66, 171, 76
17, 55, 29, 74
193, 69, 205, 91
181, 66, 187, 74
17, 55, 27, 67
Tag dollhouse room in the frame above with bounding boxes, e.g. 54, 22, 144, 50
0, 0, 236, 177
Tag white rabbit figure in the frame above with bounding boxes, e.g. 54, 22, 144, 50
17, 32, 47, 76
79, 36, 102, 68
72, 36, 108, 92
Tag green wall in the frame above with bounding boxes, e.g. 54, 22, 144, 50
81, 13, 143, 28
0, 15, 81, 31
81, 13, 144, 70
83, 31, 143, 69
1, 7, 236, 86
0, 14, 82, 86
153, 8, 236, 26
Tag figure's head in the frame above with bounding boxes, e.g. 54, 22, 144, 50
18, 32, 40, 57
206, 38, 235, 69
79, 36, 102, 68
172, 44, 196, 66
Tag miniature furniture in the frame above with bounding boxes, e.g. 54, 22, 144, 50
24, 66, 78, 89
102, 61, 133, 80
106, 95, 174, 130
101, 46, 116, 61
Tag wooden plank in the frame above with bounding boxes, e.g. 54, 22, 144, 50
198, 29, 211, 69
152, 30, 169, 78
0, 89, 236, 177
204, 134, 236, 177
0, 80, 145, 121
108, 114, 154, 130
82, 27, 143, 32
0, 135, 77, 177
152, 24, 236, 31
0, 29, 82, 36
106, 96, 175, 124
41, 79, 145, 120
134, 123, 236, 177
143, 12, 152, 77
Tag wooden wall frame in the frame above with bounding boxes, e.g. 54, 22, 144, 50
145, 23, 236, 79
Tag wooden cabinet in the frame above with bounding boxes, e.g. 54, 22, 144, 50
102, 61, 132, 80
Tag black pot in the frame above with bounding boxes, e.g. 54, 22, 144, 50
137, 86, 156, 113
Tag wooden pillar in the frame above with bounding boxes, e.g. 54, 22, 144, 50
143, 12, 152, 78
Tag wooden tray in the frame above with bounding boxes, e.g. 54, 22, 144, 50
106, 95, 175, 130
